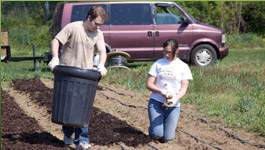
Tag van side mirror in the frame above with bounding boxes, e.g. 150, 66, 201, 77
181, 17, 189, 25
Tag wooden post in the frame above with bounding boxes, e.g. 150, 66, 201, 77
1, 29, 9, 61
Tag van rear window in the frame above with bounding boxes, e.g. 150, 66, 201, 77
71, 4, 108, 25
110, 4, 152, 25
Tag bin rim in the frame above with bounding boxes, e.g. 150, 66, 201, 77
53, 65, 101, 81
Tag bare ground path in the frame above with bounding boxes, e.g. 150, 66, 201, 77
1, 78, 265, 150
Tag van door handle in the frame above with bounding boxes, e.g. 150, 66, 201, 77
147, 31, 152, 37
155, 31, 159, 37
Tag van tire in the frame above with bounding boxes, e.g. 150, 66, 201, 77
191, 44, 217, 67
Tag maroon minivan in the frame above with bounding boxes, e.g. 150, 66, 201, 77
50, 1, 229, 67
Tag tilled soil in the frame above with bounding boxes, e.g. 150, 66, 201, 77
1, 89, 67, 150
9, 78, 152, 148
1, 78, 265, 150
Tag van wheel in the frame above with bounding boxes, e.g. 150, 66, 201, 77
191, 44, 217, 67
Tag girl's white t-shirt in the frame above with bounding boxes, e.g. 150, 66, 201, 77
148, 58, 193, 107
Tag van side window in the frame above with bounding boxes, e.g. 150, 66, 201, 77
155, 5, 184, 25
71, 5, 108, 25
111, 4, 152, 25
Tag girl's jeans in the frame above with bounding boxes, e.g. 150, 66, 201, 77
148, 98, 180, 142
62, 125, 89, 145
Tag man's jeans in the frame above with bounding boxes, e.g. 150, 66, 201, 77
62, 125, 89, 145
148, 98, 180, 142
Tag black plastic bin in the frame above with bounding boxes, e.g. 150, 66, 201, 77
51, 65, 101, 128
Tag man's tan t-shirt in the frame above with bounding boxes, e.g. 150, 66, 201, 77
55, 21, 105, 69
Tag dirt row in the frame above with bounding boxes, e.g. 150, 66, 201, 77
1, 89, 67, 150
1, 78, 265, 150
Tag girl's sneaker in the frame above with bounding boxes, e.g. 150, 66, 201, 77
76, 141, 91, 150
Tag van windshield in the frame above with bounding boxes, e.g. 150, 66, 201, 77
155, 3, 198, 24
173, 2, 198, 23
155, 4, 185, 25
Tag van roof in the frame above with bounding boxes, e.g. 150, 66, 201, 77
63, 1, 176, 5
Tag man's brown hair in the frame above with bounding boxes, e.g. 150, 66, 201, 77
86, 6, 107, 21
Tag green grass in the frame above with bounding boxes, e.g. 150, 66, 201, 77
1, 61, 53, 82
226, 33, 265, 49
184, 49, 265, 136
2, 15, 51, 57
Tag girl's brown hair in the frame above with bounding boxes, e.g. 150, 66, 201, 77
163, 39, 179, 60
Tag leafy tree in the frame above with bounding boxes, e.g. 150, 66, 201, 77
179, 1, 264, 35
1, 1, 264, 35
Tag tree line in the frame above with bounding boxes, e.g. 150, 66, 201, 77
1, 1, 264, 35
179, 1, 264, 35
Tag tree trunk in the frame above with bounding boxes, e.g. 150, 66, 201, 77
235, 1, 238, 34
237, 2, 243, 34
45, 1, 50, 20
38, 2, 46, 21
221, 1, 224, 30
22, 1, 28, 17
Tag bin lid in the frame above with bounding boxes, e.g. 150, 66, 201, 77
53, 65, 101, 81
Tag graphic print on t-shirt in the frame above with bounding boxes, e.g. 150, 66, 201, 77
160, 65, 176, 81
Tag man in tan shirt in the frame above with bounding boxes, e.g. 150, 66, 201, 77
48, 6, 107, 150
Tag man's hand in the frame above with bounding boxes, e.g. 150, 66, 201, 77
161, 89, 173, 99
48, 57, 59, 72
97, 64, 107, 77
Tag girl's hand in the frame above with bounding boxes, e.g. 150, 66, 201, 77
161, 89, 174, 99
163, 95, 177, 108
